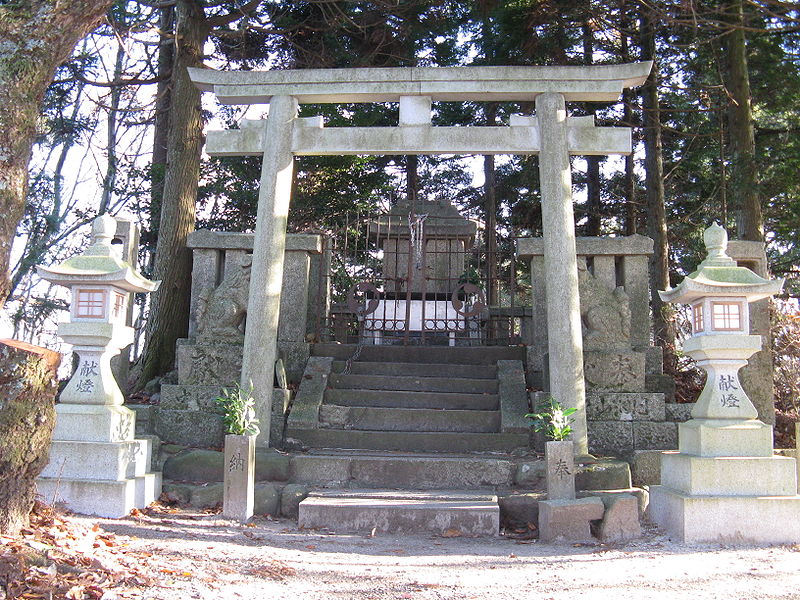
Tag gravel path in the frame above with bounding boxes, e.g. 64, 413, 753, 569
77, 510, 800, 600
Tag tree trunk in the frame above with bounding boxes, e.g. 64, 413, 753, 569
0, 1, 114, 310
483, 104, 499, 310
137, 0, 208, 386
723, 0, 763, 242
149, 4, 175, 240
620, 8, 637, 235
582, 22, 602, 236
639, 7, 675, 366
623, 88, 637, 236
0, 339, 61, 536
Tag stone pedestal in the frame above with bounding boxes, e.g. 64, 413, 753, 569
650, 392, 800, 542
538, 497, 604, 542
544, 441, 575, 500
223, 434, 255, 521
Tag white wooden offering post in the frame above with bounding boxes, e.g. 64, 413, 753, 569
189, 63, 652, 455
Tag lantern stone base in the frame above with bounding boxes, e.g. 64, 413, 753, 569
650, 418, 800, 543
659, 452, 797, 497
53, 404, 137, 443
37, 472, 161, 519
678, 419, 773, 457
38, 405, 162, 517
649, 486, 800, 544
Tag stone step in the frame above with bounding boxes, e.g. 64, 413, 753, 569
289, 451, 516, 489
331, 361, 497, 379
329, 373, 498, 394
324, 389, 499, 410
318, 405, 500, 433
298, 489, 500, 536
312, 343, 525, 365
285, 428, 529, 453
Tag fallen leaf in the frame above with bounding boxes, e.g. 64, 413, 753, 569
442, 529, 462, 538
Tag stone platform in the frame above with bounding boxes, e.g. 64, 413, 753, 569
298, 490, 500, 536
37, 405, 162, 518
649, 419, 800, 544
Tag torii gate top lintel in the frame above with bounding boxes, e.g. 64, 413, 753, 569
188, 61, 652, 105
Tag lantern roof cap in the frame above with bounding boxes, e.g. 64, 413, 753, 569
37, 215, 160, 293
659, 223, 782, 304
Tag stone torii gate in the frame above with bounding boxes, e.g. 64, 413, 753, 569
189, 63, 652, 455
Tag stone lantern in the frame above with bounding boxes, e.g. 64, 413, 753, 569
36, 214, 162, 517
661, 223, 782, 425
650, 223, 800, 543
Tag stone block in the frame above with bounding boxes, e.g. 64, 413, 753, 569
349, 455, 513, 489
630, 450, 663, 486
514, 460, 546, 488
280, 484, 309, 519
587, 421, 633, 456
580, 488, 649, 518
137, 434, 161, 472
592, 494, 641, 542
176, 343, 243, 386
649, 485, 800, 544
160, 384, 223, 411
633, 421, 678, 450
644, 346, 663, 374
155, 409, 225, 448
545, 441, 575, 500
130, 404, 156, 435
660, 453, 797, 496
278, 249, 312, 343
42, 439, 150, 481
299, 491, 499, 536
583, 351, 645, 393
254, 483, 280, 516
289, 454, 352, 487
678, 419, 773, 458
287, 356, 333, 430
586, 392, 666, 422
54, 404, 136, 443
37, 477, 139, 518
497, 360, 529, 433
270, 388, 291, 447
190, 483, 223, 509
161, 482, 192, 505
277, 341, 311, 385
223, 434, 255, 521
665, 403, 694, 423
645, 374, 676, 402
163, 449, 223, 482
576, 459, 632, 491
498, 493, 543, 530
255, 449, 291, 482
537, 497, 605, 542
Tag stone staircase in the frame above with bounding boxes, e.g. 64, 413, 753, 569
287, 343, 530, 454
287, 343, 532, 535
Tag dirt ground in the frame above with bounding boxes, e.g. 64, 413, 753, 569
35, 507, 796, 600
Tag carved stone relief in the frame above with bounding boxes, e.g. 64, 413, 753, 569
196, 256, 251, 343
578, 261, 631, 351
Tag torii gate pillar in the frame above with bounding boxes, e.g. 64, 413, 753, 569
240, 95, 297, 444
536, 92, 588, 453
